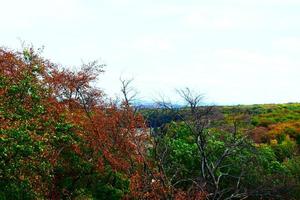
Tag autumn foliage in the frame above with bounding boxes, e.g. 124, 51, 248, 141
1, 47, 299, 200
0, 47, 164, 199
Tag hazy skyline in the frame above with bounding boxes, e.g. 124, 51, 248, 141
1, 0, 300, 105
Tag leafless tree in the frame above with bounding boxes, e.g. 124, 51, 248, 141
120, 77, 138, 106
154, 87, 251, 200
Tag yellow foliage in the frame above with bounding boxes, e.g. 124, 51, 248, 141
270, 139, 278, 145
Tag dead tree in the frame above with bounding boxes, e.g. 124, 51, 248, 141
119, 78, 174, 200
155, 88, 251, 200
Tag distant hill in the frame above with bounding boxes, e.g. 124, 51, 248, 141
140, 103, 300, 145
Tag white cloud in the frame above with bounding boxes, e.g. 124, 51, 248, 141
179, 5, 266, 31
273, 37, 300, 52
183, 12, 236, 30
215, 49, 294, 68
1, 0, 300, 104
132, 36, 172, 53
0, 0, 86, 29
230, 0, 300, 5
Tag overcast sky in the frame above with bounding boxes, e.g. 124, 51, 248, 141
1, 0, 300, 105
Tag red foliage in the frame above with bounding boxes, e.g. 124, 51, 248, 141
251, 126, 269, 143
0, 47, 153, 198
1, 47, 205, 199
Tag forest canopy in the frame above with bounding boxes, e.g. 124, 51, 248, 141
0, 47, 299, 200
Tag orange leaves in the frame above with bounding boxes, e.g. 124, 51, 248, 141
0, 47, 151, 198
251, 121, 300, 145
251, 127, 269, 143
36, 48, 150, 195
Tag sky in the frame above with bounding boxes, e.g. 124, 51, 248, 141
1, 0, 300, 105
